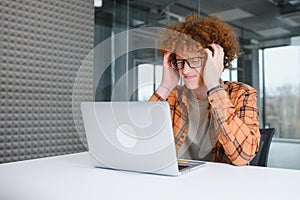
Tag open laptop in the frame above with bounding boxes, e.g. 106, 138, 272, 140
81, 101, 205, 176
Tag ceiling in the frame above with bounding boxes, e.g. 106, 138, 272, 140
97, 0, 300, 48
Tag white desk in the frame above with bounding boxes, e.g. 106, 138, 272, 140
0, 152, 299, 200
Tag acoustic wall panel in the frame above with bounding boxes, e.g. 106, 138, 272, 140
0, 0, 94, 163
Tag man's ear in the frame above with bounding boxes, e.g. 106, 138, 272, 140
170, 53, 176, 61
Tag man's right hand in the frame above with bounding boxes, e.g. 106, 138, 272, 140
156, 52, 180, 100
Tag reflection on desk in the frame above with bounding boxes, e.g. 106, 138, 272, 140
0, 152, 299, 200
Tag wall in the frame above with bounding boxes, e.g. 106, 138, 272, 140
0, 0, 94, 163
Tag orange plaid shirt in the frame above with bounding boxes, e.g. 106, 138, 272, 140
149, 81, 260, 166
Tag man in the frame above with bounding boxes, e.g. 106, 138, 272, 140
149, 14, 260, 166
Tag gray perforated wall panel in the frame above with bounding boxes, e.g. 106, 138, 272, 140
0, 0, 94, 163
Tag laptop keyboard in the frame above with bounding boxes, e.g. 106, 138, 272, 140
178, 164, 190, 171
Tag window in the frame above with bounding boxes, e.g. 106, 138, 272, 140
221, 59, 238, 81
137, 64, 162, 101
259, 46, 300, 139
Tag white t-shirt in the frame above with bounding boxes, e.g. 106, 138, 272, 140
178, 95, 213, 161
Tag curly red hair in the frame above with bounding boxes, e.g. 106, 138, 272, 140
159, 13, 240, 68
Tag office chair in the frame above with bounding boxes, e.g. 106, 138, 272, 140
250, 128, 275, 167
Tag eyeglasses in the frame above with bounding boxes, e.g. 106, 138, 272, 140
170, 56, 205, 70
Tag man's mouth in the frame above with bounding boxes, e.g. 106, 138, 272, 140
184, 75, 197, 80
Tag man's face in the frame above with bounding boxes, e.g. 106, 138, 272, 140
175, 50, 206, 90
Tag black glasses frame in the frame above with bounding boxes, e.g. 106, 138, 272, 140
170, 56, 205, 70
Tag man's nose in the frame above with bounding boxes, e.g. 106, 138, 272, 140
181, 61, 192, 73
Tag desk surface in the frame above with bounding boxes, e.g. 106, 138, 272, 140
0, 152, 299, 200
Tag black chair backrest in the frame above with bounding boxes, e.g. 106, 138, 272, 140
250, 128, 275, 167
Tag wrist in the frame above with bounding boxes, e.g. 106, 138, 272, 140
156, 85, 172, 100
206, 78, 222, 91
207, 84, 223, 96
206, 82, 220, 91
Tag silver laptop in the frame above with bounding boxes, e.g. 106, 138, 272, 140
81, 101, 205, 176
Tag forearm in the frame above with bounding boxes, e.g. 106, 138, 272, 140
208, 88, 260, 165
